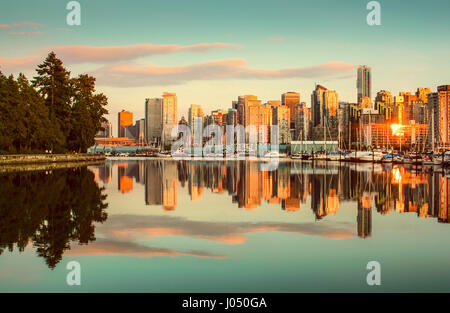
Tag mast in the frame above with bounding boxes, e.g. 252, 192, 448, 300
324, 111, 327, 154
432, 105, 435, 152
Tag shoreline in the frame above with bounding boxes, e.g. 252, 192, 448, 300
0, 160, 106, 174
0, 154, 106, 166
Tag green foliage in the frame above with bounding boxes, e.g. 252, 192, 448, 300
0, 52, 108, 154
0, 167, 108, 269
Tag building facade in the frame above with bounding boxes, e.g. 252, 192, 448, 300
357, 65, 372, 104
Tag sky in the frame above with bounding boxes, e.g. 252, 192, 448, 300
1, 0, 449, 133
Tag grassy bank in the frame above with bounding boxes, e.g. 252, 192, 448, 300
0, 154, 105, 166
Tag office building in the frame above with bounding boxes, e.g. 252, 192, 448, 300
357, 65, 372, 104
118, 110, 133, 138
145, 98, 163, 145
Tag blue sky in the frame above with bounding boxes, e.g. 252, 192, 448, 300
1, 0, 449, 131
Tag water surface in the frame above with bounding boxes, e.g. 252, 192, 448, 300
0, 160, 449, 292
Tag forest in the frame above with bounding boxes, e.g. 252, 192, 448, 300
0, 52, 108, 154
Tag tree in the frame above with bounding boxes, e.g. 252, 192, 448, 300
68, 74, 108, 152
0, 52, 108, 154
32, 52, 73, 153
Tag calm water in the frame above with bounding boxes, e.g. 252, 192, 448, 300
0, 159, 450, 292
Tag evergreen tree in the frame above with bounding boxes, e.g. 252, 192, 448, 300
68, 74, 108, 152
32, 52, 73, 153
0, 52, 108, 154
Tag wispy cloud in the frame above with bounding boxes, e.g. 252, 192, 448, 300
0, 21, 43, 30
268, 37, 285, 43
12, 21, 43, 28
99, 214, 355, 245
0, 56, 39, 73
51, 42, 242, 64
65, 238, 226, 259
0, 21, 44, 37
90, 59, 356, 87
8, 31, 43, 37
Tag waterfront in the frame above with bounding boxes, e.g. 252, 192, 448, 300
0, 159, 450, 292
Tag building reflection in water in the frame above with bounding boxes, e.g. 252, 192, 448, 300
99, 160, 450, 238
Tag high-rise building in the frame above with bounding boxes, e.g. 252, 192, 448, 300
323, 90, 339, 119
266, 100, 281, 107
162, 92, 178, 148
294, 103, 305, 141
136, 118, 145, 142
375, 90, 394, 120
282, 92, 301, 129
394, 95, 405, 124
273, 105, 290, 144
188, 104, 204, 131
357, 65, 372, 104
416, 88, 431, 104
118, 110, 133, 138
227, 108, 237, 126
311, 84, 327, 127
311, 84, 338, 127
96, 121, 112, 138
145, 98, 163, 145
428, 85, 450, 148
236, 95, 261, 127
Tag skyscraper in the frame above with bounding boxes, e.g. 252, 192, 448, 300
375, 90, 394, 120
96, 121, 112, 138
118, 110, 133, 138
273, 105, 290, 144
162, 92, 178, 148
145, 98, 163, 145
188, 104, 204, 131
323, 90, 339, 119
236, 95, 260, 127
428, 85, 450, 148
357, 65, 372, 104
282, 92, 301, 129
311, 84, 327, 127
311, 84, 337, 127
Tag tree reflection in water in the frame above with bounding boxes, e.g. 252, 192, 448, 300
0, 167, 108, 269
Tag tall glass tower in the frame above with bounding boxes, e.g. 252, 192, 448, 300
357, 65, 372, 104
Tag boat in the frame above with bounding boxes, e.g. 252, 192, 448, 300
422, 154, 434, 165
400, 155, 413, 164
264, 151, 286, 159
410, 153, 424, 166
290, 153, 303, 160
327, 152, 342, 161
358, 151, 384, 163
381, 154, 395, 163
344, 151, 359, 162
313, 153, 331, 161
157, 151, 171, 158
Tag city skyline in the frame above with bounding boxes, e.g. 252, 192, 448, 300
1, 0, 450, 134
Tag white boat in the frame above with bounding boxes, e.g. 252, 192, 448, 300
157, 151, 171, 158
358, 151, 384, 162
264, 151, 286, 158
328, 153, 342, 161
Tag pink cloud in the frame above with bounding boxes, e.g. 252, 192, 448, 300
0, 56, 39, 73
8, 31, 42, 37
90, 59, 356, 87
268, 37, 285, 43
12, 21, 43, 28
0, 21, 43, 30
51, 42, 242, 63
65, 239, 226, 259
